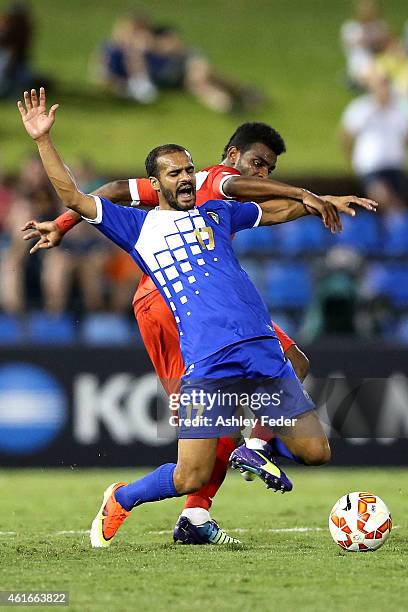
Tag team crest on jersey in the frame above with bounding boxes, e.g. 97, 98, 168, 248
207, 211, 220, 224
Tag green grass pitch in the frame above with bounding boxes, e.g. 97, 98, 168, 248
1, 467, 407, 611
1, 0, 407, 175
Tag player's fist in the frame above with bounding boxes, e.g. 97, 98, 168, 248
17, 87, 59, 140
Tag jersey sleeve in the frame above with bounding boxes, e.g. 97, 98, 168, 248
210, 167, 241, 199
272, 321, 296, 353
226, 200, 262, 233
128, 178, 159, 207
82, 195, 147, 252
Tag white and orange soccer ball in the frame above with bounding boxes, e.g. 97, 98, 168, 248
329, 492, 392, 552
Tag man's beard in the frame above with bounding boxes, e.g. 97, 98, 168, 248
160, 184, 196, 211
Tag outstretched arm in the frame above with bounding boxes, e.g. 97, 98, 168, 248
18, 88, 96, 219
257, 198, 310, 226
56, 179, 132, 226
223, 175, 378, 217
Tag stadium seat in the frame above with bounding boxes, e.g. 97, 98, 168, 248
0, 314, 24, 345
265, 262, 312, 309
26, 312, 76, 345
231, 229, 255, 255
335, 212, 381, 254
362, 263, 408, 308
382, 211, 408, 257
239, 257, 265, 293
276, 216, 328, 255
254, 225, 281, 252
81, 313, 133, 346
232, 226, 279, 255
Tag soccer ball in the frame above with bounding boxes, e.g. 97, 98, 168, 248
329, 492, 392, 552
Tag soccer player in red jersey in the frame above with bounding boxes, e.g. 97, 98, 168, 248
22, 122, 376, 544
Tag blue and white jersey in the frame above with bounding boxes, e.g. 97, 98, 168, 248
84, 196, 277, 368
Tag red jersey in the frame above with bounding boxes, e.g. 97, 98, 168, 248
131, 164, 241, 302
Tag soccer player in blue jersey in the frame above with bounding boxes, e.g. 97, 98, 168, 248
18, 88, 332, 547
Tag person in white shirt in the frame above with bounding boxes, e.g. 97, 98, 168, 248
340, 72, 408, 212
340, 0, 389, 89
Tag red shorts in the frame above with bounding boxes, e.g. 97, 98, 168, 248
134, 290, 184, 396
134, 290, 295, 396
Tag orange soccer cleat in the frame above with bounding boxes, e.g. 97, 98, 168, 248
90, 482, 130, 548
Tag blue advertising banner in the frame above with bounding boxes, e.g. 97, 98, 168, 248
0, 343, 407, 466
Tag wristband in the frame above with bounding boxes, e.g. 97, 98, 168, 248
55, 211, 80, 235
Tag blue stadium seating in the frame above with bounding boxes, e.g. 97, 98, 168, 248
255, 225, 281, 252
239, 257, 265, 293
231, 229, 254, 255
265, 262, 311, 308
0, 314, 24, 344
276, 216, 329, 255
81, 313, 133, 345
335, 212, 381, 254
363, 263, 408, 308
382, 212, 408, 257
232, 225, 279, 255
26, 312, 76, 345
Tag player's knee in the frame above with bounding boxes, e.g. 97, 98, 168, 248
302, 438, 331, 466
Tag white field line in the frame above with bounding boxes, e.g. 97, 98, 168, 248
148, 527, 324, 535
0, 526, 400, 537
54, 530, 90, 535
148, 525, 401, 535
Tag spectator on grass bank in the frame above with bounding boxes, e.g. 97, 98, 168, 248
340, 0, 389, 90
90, 12, 158, 104
340, 72, 408, 213
145, 25, 265, 113
374, 34, 408, 98
93, 13, 265, 113
0, 2, 50, 98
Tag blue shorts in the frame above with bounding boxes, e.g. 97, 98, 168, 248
177, 337, 314, 439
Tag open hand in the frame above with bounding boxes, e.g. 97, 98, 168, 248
323, 195, 379, 215
21, 219, 63, 254
17, 87, 59, 140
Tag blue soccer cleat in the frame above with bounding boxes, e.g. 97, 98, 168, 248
173, 515, 241, 545
229, 444, 293, 493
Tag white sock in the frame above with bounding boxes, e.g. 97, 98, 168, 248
245, 437, 267, 451
181, 507, 211, 526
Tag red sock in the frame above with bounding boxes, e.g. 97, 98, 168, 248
184, 437, 236, 510
251, 420, 274, 442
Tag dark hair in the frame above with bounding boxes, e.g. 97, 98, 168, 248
145, 144, 190, 177
221, 122, 286, 160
